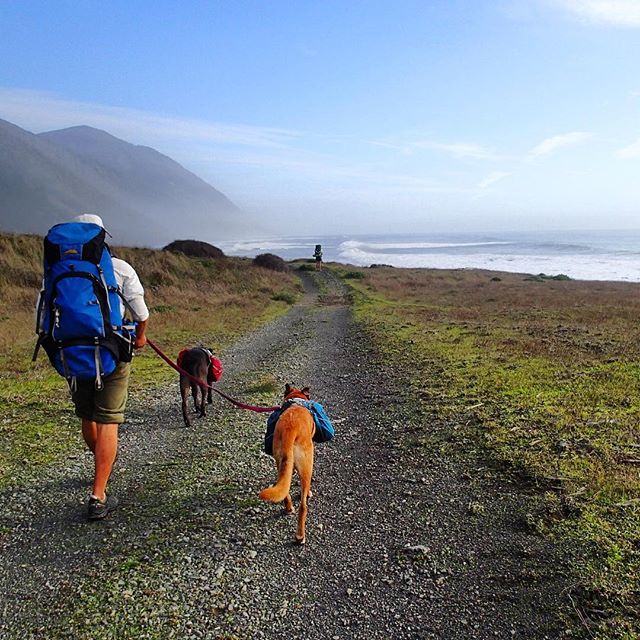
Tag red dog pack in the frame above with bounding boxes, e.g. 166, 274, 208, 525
177, 348, 223, 382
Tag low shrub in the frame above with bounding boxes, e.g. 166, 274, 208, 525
253, 253, 288, 272
163, 239, 225, 259
271, 292, 296, 304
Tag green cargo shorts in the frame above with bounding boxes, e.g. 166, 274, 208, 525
71, 362, 131, 425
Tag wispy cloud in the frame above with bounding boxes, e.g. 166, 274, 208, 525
552, 0, 640, 26
528, 131, 593, 157
421, 141, 499, 160
616, 138, 640, 158
369, 135, 501, 160
0, 87, 301, 149
477, 171, 512, 189
294, 43, 318, 57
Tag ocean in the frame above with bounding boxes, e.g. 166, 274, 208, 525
218, 230, 640, 283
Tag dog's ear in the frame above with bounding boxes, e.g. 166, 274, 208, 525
301, 386, 311, 399
284, 383, 292, 396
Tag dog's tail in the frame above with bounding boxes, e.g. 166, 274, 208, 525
259, 431, 296, 504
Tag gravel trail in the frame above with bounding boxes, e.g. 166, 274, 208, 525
0, 272, 571, 639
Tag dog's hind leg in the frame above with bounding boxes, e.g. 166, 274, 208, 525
295, 447, 314, 544
198, 381, 206, 418
191, 384, 199, 413
207, 372, 213, 404
284, 491, 294, 514
180, 378, 192, 428
273, 459, 294, 513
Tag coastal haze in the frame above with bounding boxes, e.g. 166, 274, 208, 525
1, 1, 640, 255
0, 118, 244, 247
222, 230, 640, 282
2, 111, 639, 281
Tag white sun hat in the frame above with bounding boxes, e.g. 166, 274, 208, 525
71, 213, 112, 237
71, 213, 105, 227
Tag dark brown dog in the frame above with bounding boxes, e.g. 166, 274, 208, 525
178, 347, 214, 427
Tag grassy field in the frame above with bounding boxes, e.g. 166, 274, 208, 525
0, 232, 301, 490
339, 265, 640, 639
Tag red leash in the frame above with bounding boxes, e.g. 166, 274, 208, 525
146, 338, 279, 414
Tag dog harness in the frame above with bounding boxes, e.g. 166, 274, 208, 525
264, 399, 335, 456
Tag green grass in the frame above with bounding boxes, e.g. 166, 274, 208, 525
340, 266, 640, 639
243, 374, 280, 396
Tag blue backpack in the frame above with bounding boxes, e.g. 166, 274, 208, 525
34, 222, 134, 389
264, 399, 335, 456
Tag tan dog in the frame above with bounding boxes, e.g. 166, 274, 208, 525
259, 384, 315, 544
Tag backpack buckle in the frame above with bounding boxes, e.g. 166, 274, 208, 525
94, 345, 104, 390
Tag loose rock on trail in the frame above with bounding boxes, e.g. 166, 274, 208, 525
0, 271, 570, 639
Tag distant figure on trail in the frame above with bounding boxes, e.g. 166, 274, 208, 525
35, 213, 149, 521
314, 244, 323, 271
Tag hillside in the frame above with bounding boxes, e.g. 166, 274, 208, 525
0, 118, 243, 247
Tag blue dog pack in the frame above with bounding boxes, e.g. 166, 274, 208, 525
264, 399, 335, 456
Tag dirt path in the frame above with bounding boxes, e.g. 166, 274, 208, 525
0, 272, 571, 639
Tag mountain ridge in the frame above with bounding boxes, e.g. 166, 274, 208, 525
0, 118, 244, 247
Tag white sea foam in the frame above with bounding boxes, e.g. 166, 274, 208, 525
219, 239, 308, 253
340, 240, 512, 250
337, 245, 640, 282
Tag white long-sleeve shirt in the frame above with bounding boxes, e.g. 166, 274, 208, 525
112, 258, 149, 322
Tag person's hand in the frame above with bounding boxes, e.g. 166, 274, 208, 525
134, 334, 147, 350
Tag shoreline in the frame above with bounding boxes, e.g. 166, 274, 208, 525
3, 229, 639, 283
316, 261, 640, 286
219, 229, 640, 283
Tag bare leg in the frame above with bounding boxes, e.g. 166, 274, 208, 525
91, 422, 118, 501
82, 418, 97, 453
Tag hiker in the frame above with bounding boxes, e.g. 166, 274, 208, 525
35, 214, 149, 520
313, 244, 323, 271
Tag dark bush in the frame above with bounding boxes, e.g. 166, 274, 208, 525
253, 253, 288, 272
163, 240, 225, 259
271, 292, 296, 304
525, 273, 572, 283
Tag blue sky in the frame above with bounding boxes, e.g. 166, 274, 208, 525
1, 0, 640, 234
